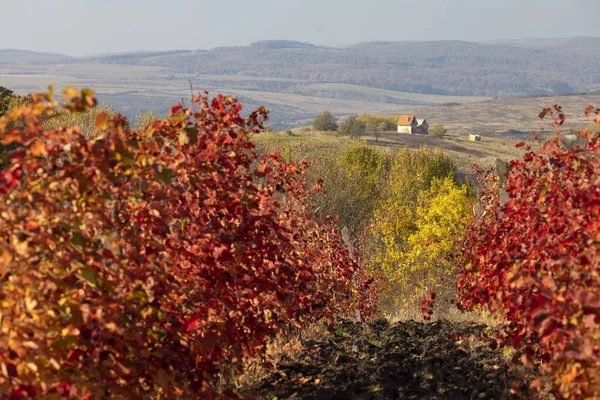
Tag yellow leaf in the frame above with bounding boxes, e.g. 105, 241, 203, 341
49, 358, 61, 370
22, 341, 39, 349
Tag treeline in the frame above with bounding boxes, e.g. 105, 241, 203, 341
99, 40, 600, 96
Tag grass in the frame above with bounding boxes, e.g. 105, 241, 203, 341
399, 93, 600, 135
252, 129, 530, 178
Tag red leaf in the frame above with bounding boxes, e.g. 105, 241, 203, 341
169, 103, 183, 115
185, 314, 203, 332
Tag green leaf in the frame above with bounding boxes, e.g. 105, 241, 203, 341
156, 168, 173, 185
80, 267, 98, 287
71, 232, 84, 250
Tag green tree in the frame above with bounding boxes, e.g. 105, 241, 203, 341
339, 116, 366, 138
429, 124, 447, 137
312, 111, 338, 131
358, 115, 395, 142
0, 86, 28, 169
0, 86, 15, 117
311, 145, 390, 232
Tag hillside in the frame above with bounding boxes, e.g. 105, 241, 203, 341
400, 92, 600, 135
0, 49, 72, 64
97, 38, 600, 96
1, 37, 599, 129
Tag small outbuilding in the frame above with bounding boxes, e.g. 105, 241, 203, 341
417, 119, 429, 134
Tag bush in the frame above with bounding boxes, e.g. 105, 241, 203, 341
312, 111, 338, 131
0, 88, 375, 398
457, 106, 600, 398
0, 87, 31, 169
132, 109, 160, 131
429, 124, 447, 137
339, 116, 366, 137
311, 145, 390, 232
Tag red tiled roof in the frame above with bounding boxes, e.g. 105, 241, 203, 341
397, 115, 416, 126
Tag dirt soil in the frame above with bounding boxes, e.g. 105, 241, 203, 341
251, 319, 528, 400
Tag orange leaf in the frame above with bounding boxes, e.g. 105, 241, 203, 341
29, 140, 48, 157
95, 112, 107, 131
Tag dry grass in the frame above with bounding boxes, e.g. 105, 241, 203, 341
254, 129, 531, 178
400, 93, 600, 135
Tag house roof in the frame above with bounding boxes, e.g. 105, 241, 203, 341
397, 115, 416, 126
417, 119, 427, 126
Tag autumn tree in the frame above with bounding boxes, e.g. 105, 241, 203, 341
366, 148, 461, 306
312, 111, 338, 131
339, 116, 366, 138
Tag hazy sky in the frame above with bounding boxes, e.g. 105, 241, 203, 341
1, 0, 599, 56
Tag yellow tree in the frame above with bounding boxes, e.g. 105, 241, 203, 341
368, 148, 469, 306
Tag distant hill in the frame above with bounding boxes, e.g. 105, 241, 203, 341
0, 49, 72, 64
90, 38, 600, 97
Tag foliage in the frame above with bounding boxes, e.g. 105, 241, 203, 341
457, 106, 600, 399
429, 124, 447, 137
0, 88, 375, 398
357, 115, 395, 132
339, 116, 366, 137
0, 87, 15, 117
132, 109, 160, 131
0, 88, 31, 169
367, 148, 460, 303
42, 102, 120, 139
312, 111, 338, 132
312, 145, 390, 232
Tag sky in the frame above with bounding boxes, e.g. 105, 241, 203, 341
1, 0, 599, 56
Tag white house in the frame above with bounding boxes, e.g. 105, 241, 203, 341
397, 115, 418, 134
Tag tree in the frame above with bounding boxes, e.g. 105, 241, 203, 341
429, 124, 447, 137
313, 111, 338, 131
366, 148, 458, 305
358, 115, 395, 142
0, 86, 15, 117
339, 116, 366, 138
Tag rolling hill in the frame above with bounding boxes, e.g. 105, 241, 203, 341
0, 49, 72, 64
1, 37, 599, 128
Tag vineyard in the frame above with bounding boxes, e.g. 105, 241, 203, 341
0, 87, 599, 399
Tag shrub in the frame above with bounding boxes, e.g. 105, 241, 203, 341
310, 145, 390, 232
429, 124, 447, 137
339, 116, 366, 138
0, 88, 375, 398
132, 109, 160, 131
312, 111, 338, 131
457, 106, 600, 399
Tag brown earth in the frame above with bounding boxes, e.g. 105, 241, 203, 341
249, 319, 530, 400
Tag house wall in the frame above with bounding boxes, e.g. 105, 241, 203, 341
397, 125, 413, 133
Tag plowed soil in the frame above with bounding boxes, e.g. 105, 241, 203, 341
252, 319, 528, 400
